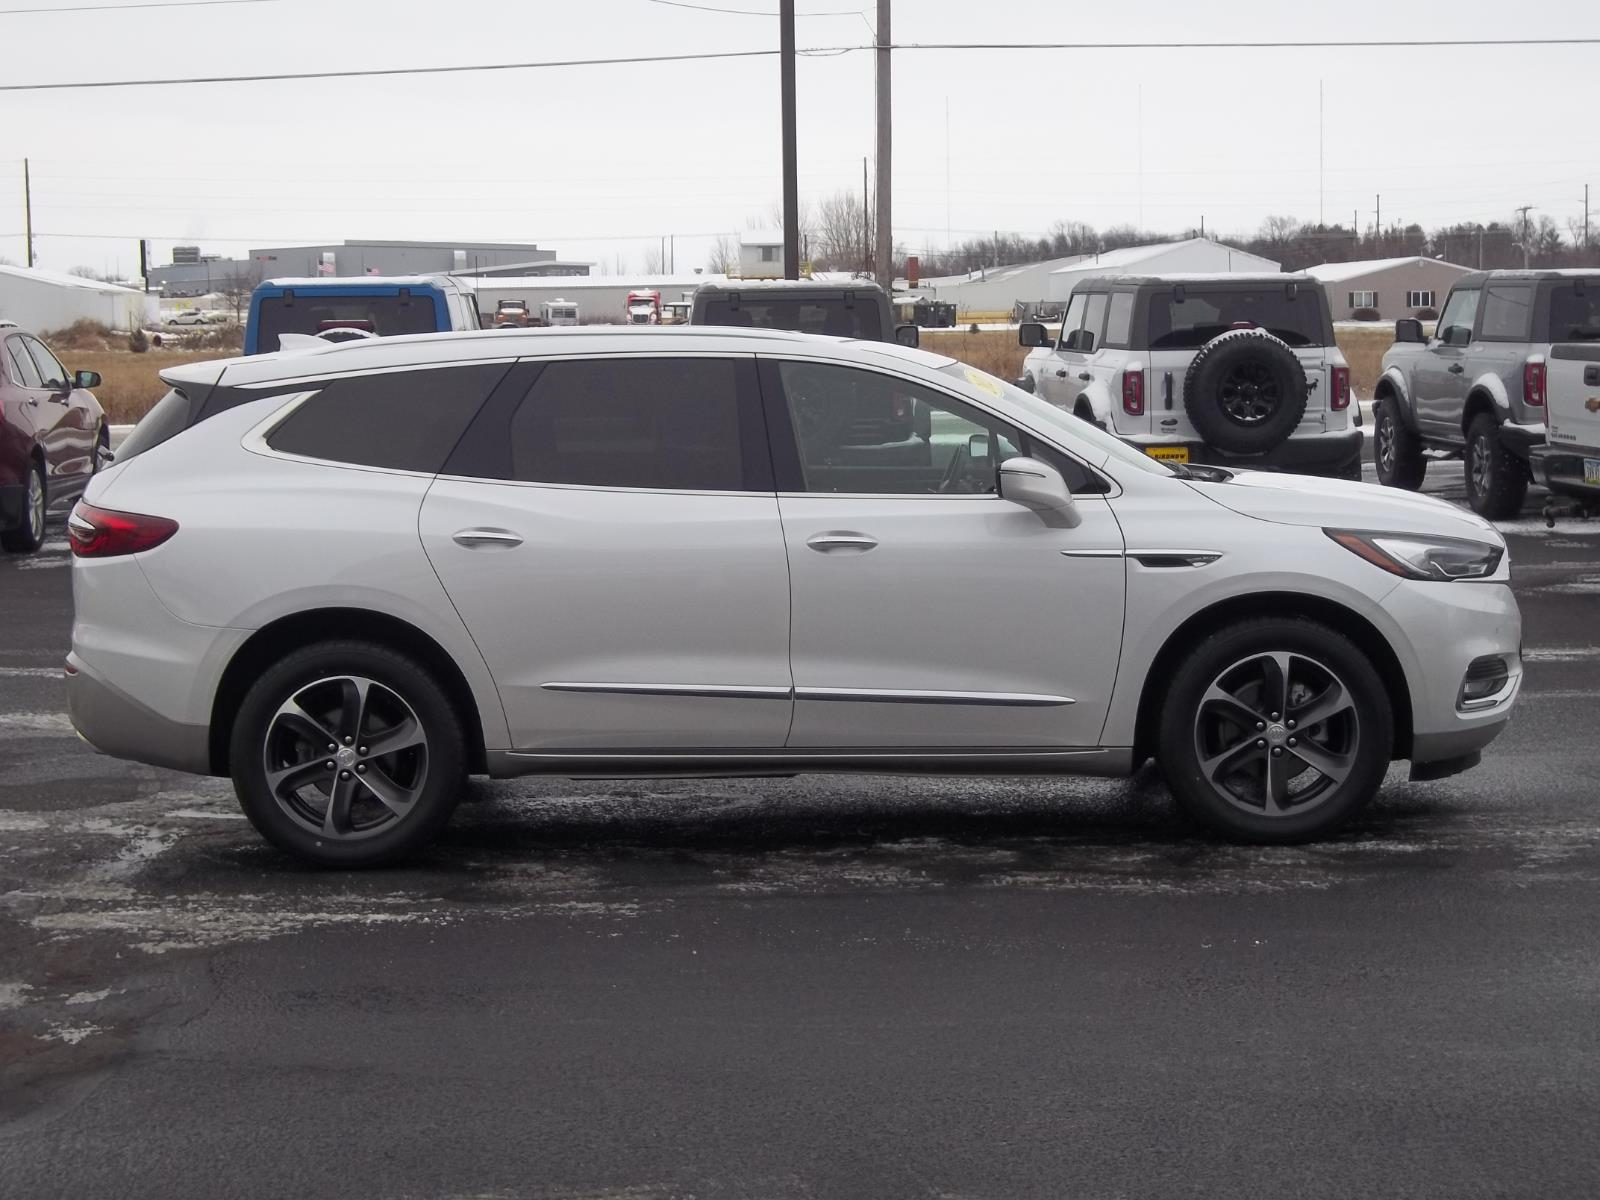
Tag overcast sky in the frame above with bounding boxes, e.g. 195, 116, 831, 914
1, 0, 1595, 277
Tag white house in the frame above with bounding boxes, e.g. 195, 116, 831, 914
0, 264, 158, 332
739, 231, 784, 280
918, 238, 1281, 317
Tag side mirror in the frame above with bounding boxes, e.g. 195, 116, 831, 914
998, 456, 1080, 528
74, 370, 101, 390
1443, 324, 1472, 348
1018, 321, 1051, 348
1394, 318, 1424, 344
894, 323, 920, 348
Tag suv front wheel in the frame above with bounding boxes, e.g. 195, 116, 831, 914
1463, 413, 1529, 520
1157, 618, 1393, 843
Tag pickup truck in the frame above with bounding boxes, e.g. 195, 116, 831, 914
1373, 269, 1600, 518
1529, 343, 1600, 521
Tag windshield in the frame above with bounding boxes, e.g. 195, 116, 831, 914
936, 362, 1178, 478
1147, 287, 1326, 349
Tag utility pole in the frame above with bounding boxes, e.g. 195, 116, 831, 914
1585, 183, 1590, 253
873, 0, 892, 287
862, 156, 869, 275
1374, 194, 1381, 242
779, 0, 799, 279
23, 158, 34, 268
1515, 204, 1534, 268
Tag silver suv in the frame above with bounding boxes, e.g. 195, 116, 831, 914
1374, 269, 1600, 518
1017, 274, 1361, 478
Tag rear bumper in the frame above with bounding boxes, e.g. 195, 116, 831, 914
1127, 428, 1364, 475
66, 652, 212, 775
1498, 420, 1546, 462
1529, 443, 1600, 501
0, 481, 23, 532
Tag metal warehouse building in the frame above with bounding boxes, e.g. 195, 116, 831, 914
0, 264, 157, 331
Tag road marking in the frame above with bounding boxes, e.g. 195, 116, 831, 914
166, 808, 248, 821
0, 667, 64, 678
1523, 647, 1600, 662
0, 712, 75, 734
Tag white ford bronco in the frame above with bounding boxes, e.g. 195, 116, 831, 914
1017, 273, 1361, 478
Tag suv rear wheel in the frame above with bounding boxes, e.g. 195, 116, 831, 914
1157, 617, 1392, 843
229, 640, 466, 867
1463, 413, 1529, 520
1373, 397, 1426, 490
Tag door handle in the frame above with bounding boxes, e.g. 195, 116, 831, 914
452, 528, 523, 548
1078, 372, 1093, 382
806, 531, 878, 553
1055, 369, 1068, 378
1447, 364, 1464, 374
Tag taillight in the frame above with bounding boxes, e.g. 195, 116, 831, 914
1121, 368, 1146, 417
1330, 365, 1351, 411
67, 503, 178, 558
1524, 360, 1546, 409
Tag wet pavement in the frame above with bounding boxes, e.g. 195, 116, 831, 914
2, 457, 1599, 1198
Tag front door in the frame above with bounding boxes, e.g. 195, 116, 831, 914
419, 355, 793, 750
1414, 286, 1481, 439
764, 358, 1127, 749
1037, 291, 1088, 409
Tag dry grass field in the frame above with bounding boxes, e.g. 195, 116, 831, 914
928, 323, 1398, 401
42, 321, 240, 424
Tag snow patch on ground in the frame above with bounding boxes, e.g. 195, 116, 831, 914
0, 981, 33, 1010
40, 1022, 103, 1045
0, 667, 65, 679
63, 988, 117, 1005
1495, 518, 1600, 536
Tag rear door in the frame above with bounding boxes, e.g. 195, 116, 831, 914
419, 355, 793, 751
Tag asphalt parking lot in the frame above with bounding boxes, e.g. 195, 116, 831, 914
3, 454, 1599, 1199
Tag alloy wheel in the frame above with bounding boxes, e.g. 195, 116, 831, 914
261, 675, 430, 840
1192, 651, 1360, 817
1376, 413, 1395, 474
1469, 434, 1493, 498
1218, 362, 1281, 425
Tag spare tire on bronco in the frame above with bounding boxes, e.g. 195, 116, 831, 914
1183, 328, 1309, 455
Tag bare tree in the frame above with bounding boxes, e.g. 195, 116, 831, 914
706, 233, 739, 274
812, 189, 873, 272
220, 267, 258, 323
1258, 215, 1302, 246
641, 244, 666, 274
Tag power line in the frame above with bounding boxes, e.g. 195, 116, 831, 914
643, 0, 863, 15
4, 35, 1597, 92
0, 0, 272, 14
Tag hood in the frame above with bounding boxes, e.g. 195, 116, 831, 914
1184, 471, 1501, 542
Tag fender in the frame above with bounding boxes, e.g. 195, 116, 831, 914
1468, 371, 1514, 419
1376, 365, 1419, 429
1077, 382, 1115, 428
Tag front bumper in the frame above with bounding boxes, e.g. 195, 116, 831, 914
1529, 443, 1600, 502
1383, 579, 1522, 767
1126, 428, 1365, 475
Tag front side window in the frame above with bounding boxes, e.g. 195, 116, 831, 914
1479, 283, 1534, 341
1080, 294, 1109, 349
1435, 288, 1481, 345
23, 337, 67, 389
1055, 292, 1088, 348
265, 364, 507, 472
507, 358, 753, 491
5, 338, 43, 389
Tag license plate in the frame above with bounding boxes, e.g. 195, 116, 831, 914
1146, 446, 1190, 464
1585, 457, 1600, 487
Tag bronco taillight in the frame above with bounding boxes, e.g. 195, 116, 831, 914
1121, 368, 1146, 417
67, 503, 178, 558
1524, 360, 1546, 409
1330, 365, 1351, 411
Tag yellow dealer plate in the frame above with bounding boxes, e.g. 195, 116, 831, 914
1146, 446, 1190, 464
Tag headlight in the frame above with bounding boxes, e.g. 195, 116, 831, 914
1325, 529, 1504, 581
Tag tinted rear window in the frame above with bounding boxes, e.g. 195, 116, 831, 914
113, 387, 193, 463
1147, 288, 1325, 349
506, 358, 756, 491
265, 364, 508, 472
699, 296, 883, 340
255, 291, 441, 354
1547, 284, 1600, 342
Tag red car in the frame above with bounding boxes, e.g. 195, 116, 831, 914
1, 325, 106, 554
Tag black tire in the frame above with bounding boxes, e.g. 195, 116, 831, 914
1373, 396, 1426, 490
92, 423, 109, 476
1, 458, 46, 554
1182, 328, 1308, 455
229, 640, 467, 867
1463, 414, 1529, 520
1157, 617, 1393, 844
